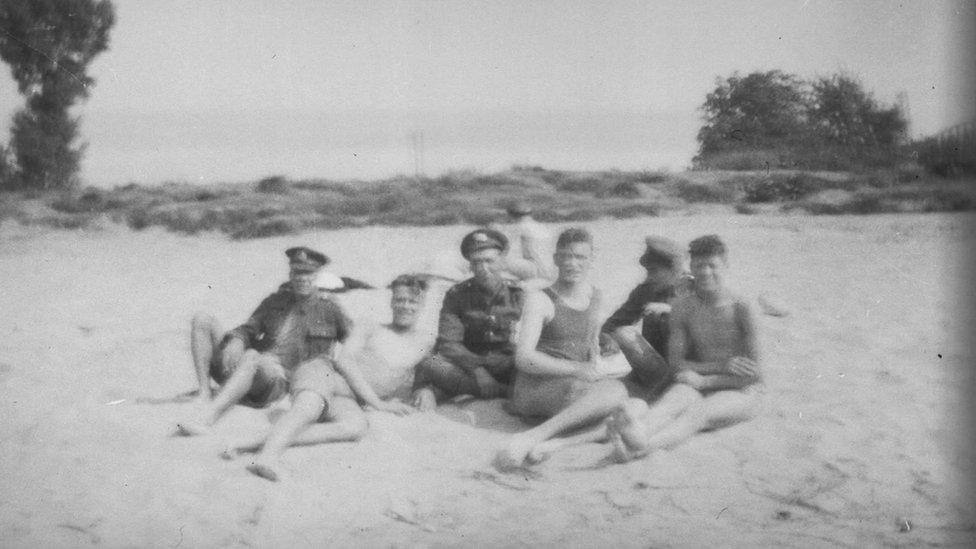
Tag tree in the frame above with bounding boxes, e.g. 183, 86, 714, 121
809, 74, 907, 148
694, 70, 910, 170
695, 70, 809, 161
0, 0, 115, 190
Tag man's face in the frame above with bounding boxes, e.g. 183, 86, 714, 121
468, 248, 504, 287
689, 254, 727, 293
289, 268, 318, 296
554, 242, 593, 284
390, 286, 425, 329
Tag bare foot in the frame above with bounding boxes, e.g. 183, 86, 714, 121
495, 434, 539, 471
174, 419, 213, 437
606, 407, 650, 463
412, 387, 437, 412
246, 457, 283, 482
526, 439, 563, 464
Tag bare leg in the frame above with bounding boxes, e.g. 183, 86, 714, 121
496, 380, 627, 470
527, 421, 610, 463
642, 389, 759, 450
190, 313, 222, 403
247, 393, 366, 481
176, 351, 260, 436
611, 327, 670, 392
609, 388, 759, 462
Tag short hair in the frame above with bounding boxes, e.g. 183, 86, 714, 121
688, 234, 727, 258
388, 274, 428, 294
556, 227, 593, 250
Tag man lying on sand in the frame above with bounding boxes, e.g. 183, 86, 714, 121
235, 274, 433, 481
176, 246, 351, 436
496, 228, 628, 469
411, 229, 525, 410
607, 234, 763, 461
602, 236, 689, 396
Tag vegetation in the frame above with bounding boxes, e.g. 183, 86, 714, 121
694, 71, 909, 171
1, 167, 973, 238
0, 0, 116, 190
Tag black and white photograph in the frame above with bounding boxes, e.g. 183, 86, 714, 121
0, 1, 973, 546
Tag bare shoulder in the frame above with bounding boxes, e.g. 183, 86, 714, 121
670, 293, 698, 317
524, 288, 555, 317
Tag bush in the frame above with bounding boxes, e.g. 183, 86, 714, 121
742, 173, 835, 203
597, 180, 642, 199
50, 188, 106, 213
256, 175, 289, 194
230, 216, 301, 239
672, 179, 737, 203
605, 203, 662, 218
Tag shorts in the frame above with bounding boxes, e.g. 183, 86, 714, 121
290, 357, 353, 422
210, 346, 288, 408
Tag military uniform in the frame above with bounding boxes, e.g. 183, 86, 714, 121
414, 228, 525, 397
212, 246, 351, 407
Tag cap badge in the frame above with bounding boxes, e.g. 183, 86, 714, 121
473, 233, 488, 242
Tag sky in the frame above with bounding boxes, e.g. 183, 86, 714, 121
1, 0, 973, 186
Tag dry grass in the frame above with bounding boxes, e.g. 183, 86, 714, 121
1, 167, 973, 238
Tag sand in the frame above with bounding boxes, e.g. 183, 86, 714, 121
0, 213, 973, 548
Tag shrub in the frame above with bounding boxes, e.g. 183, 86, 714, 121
597, 180, 642, 199
742, 173, 835, 203
50, 188, 107, 213
672, 179, 737, 203
256, 175, 289, 194
735, 203, 761, 215
605, 203, 662, 218
230, 216, 301, 239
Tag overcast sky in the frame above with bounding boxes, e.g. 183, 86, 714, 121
1, 0, 973, 186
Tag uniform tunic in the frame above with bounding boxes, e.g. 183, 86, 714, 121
436, 278, 524, 357
227, 283, 352, 371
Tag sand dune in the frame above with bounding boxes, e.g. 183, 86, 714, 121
0, 213, 973, 547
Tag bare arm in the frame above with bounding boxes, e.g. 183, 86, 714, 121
334, 327, 413, 414
514, 291, 591, 378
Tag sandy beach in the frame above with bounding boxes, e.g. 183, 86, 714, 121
0, 213, 973, 548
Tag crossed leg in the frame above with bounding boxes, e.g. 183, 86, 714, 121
609, 384, 760, 462
245, 360, 367, 481
496, 379, 627, 470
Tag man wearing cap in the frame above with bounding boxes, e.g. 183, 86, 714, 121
177, 245, 352, 438
601, 236, 690, 395
503, 200, 554, 283
411, 228, 525, 410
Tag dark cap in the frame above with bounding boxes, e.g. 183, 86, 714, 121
460, 228, 509, 259
505, 200, 533, 217
285, 246, 329, 272
639, 236, 682, 270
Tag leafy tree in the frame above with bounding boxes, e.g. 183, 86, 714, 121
0, 0, 115, 190
694, 70, 909, 170
809, 74, 907, 148
695, 70, 809, 160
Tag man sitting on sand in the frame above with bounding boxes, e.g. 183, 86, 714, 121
496, 228, 629, 469
177, 246, 351, 435
411, 229, 525, 411
601, 236, 689, 396
607, 234, 763, 461
234, 274, 433, 481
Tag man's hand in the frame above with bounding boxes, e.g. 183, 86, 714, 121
642, 302, 672, 317
726, 357, 759, 379
675, 369, 706, 390
473, 367, 507, 398
377, 399, 416, 416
